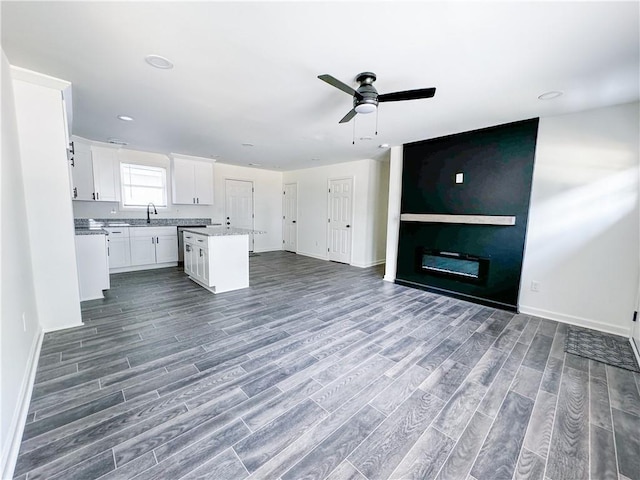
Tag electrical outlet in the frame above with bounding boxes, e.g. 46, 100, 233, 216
22, 312, 27, 332
530, 281, 540, 292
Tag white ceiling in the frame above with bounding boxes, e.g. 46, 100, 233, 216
2, 1, 638, 171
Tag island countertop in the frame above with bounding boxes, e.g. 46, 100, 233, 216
181, 226, 266, 237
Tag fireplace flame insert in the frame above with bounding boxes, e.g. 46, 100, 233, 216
417, 248, 489, 284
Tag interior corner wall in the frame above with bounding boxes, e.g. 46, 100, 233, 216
520, 102, 640, 336
0, 50, 42, 479
12, 75, 82, 331
384, 146, 404, 281
283, 158, 388, 267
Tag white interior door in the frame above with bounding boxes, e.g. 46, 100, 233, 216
283, 183, 297, 252
225, 179, 254, 252
328, 177, 353, 264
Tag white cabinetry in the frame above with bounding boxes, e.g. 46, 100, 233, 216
130, 226, 178, 266
69, 139, 120, 202
75, 234, 110, 301
172, 156, 214, 205
70, 141, 95, 201
105, 227, 131, 268
184, 232, 209, 284
183, 230, 248, 294
91, 146, 119, 201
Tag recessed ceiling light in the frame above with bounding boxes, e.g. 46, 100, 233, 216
311, 157, 320, 161
248, 163, 261, 167
145, 54, 174, 69
117, 115, 134, 122
379, 143, 390, 148
360, 136, 373, 141
107, 138, 128, 145
538, 91, 563, 100
242, 143, 254, 147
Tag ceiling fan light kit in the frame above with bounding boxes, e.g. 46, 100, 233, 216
318, 71, 436, 128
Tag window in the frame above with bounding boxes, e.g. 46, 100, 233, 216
120, 163, 167, 207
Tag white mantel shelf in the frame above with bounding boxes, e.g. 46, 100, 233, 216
400, 213, 516, 226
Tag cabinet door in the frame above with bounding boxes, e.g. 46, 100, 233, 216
196, 246, 207, 282
194, 161, 214, 205
92, 146, 119, 202
172, 158, 195, 205
184, 242, 195, 276
71, 142, 95, 201
130, 236, 156, 266
107, 237, 131, 268
155, 234, 178, 263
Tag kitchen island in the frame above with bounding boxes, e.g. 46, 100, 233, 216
181, 226, 264, 294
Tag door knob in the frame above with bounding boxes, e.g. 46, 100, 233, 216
226, 222, 230, 225
292, 220, 296, 224
346, 224, 351, 228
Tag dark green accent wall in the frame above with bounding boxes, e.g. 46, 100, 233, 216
396, 118, 539, 310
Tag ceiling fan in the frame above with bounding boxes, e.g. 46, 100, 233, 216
318, 72, 436, 124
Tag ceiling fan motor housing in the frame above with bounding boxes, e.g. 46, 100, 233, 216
354, 72, 379, 112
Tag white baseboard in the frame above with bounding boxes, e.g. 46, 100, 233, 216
519, 305, 632, 337
42, 322, 84, 333
350, 259, 385, 269
296, 251, 329, 261
383, 274, 396, 283
109, 262, 178, 274
1, 326, 43, 479
253, 247, 283, 254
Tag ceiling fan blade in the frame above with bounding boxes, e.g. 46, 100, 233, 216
378, 87, 436, 102
338, 108, 357, 124
318, 74, 363, 99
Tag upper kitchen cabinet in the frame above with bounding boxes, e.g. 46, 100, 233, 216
91, 145, 119, 201
70, 140, 94, 201
68, 138, 120, 202
172, 155, 214, 205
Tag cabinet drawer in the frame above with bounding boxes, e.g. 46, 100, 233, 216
190, 233, 208, 248
130, 226, 177, 238
104, 227, 129, 238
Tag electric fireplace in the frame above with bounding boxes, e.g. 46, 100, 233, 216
418, 248, 489, 285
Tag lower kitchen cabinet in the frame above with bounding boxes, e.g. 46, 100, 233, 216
183, 230, 248, 294
75, 234, 110, 301
155, 232, 179, 264
106, 226, 178, 272
105, 227, 131, 268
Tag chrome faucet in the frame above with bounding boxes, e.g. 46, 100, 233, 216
146, 203, 157, 224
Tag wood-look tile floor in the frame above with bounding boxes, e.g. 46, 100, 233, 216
14, 252, 640, 480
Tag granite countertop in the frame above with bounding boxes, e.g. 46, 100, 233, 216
74, 218, 215, 235
75, 227, 109, 236
181, 226, 266, 237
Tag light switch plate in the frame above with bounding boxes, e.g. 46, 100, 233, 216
455, 172, 464, 184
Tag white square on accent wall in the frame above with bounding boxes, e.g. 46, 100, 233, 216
455, 172, 464, 184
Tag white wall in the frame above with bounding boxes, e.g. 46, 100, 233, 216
520, 102, 639, 336
284, 158, 389, 267
384, 146, 404, 281
12, 72, 82, 332
1, 51, 43, 479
